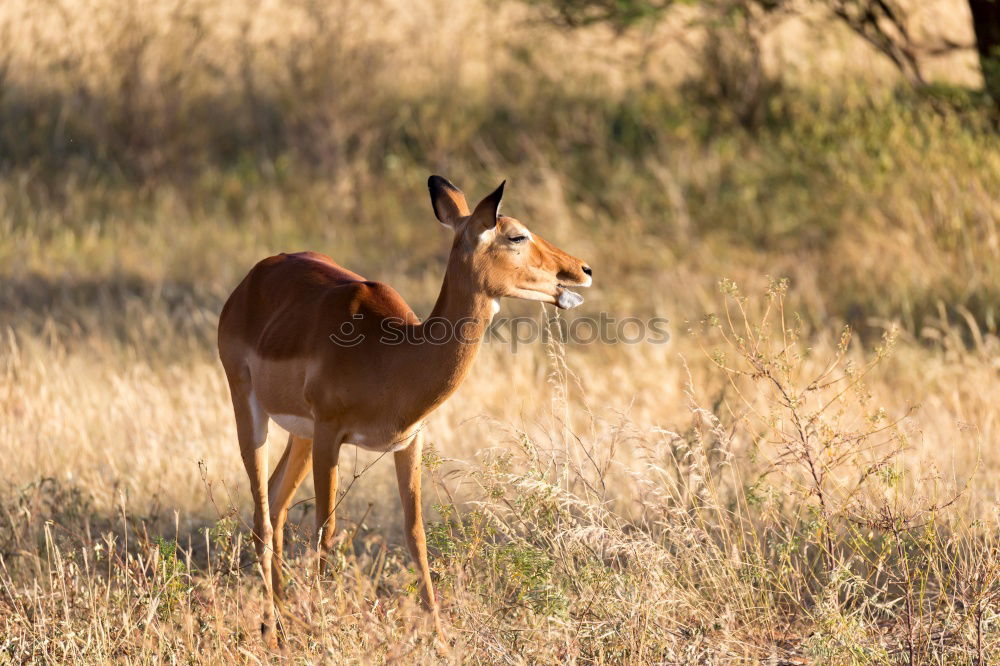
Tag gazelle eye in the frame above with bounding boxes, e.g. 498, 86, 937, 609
508, 235, 528, 244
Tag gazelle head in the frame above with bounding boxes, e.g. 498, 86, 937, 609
428, 175, 592, 309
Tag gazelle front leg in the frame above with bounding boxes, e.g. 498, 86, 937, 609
312, 423, 342, 574
394, 430, 446, 641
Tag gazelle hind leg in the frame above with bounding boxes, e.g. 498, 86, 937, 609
268, 434, 313, 598
312, 423, 342, 574
226, 375, 278, 648
394, 431, 446, 642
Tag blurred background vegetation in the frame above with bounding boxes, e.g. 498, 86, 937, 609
3, 0, 999, 341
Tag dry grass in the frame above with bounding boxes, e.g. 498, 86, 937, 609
2, 0, 1000, 662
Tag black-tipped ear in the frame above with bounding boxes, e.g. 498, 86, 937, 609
471, 180, 505, 231
428, 175, 470, 228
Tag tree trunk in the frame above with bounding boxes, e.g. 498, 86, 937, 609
968, 0, 1000, 107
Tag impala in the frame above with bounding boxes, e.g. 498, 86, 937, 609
217, 176, 592, 646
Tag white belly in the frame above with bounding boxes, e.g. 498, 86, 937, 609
269, 413, 315, 438
349, 429, 417, 453
267, 413, 422, 453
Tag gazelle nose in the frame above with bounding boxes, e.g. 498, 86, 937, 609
582, 265, 592, 277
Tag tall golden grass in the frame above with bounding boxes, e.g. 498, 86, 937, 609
2, 0, 1000, 662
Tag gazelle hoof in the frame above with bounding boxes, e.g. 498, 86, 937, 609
260, 621, 280, 650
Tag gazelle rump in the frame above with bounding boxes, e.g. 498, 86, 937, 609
217, 176, 592, 646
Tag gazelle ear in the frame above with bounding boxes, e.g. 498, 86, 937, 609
470, 180, 505, 232
428, 175, 470, 228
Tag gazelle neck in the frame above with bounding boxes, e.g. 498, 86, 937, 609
427, 257, 497, 328
395, 259, 496, 422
